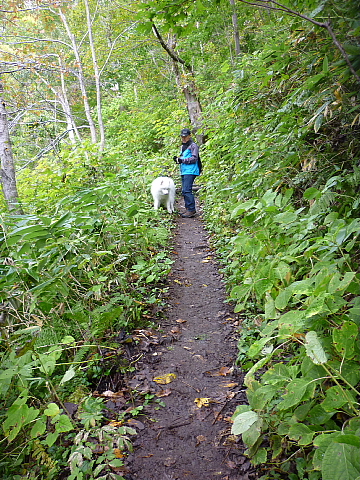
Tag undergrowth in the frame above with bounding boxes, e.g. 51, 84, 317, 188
200, 11, 360, 480
0, 147, 176, 479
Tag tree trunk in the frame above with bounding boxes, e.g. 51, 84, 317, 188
58, 7, 98, 143
34, 60, 82, 144
84, 0, 105, 152
155, 27, 204, 145
0, 83, 23, 214
230, 0, 241, 56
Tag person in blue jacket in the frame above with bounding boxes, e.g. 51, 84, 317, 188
174, 128, 200, 218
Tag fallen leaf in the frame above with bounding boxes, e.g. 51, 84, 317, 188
101, 390, 125, 398
196, 435, 207, 446
226, 391, 236, 399
114, 448, 125, 458
164, 456, 176, 466
219, 366, 232, 376
176, 318, 187, 323
194, 397, 211, 408
171, 326, 181, 334
193, 354, 205, 361
108, 421, 124, 427
202, 284, 208, 287
183, 346, 192, 350
225, 460, 237, 469
156, 388, 172, 397
174, 279, 182, 285
221, 382, 238, 388
153, 373, 177, 385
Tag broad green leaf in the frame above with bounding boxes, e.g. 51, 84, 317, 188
288, 423, 315, 445
348, 297, 360, 324
307, 405, 335, 425
265, 294, 277, 320
44, 403, 60, 417
321, 385, 354, 412
334, 435, 360, 448
251, 447, 267, 465
248, 337, 274, 358
249, 384, 278, 410
261, 189, 277, 205
333, 321, 358, 359
273, 211, 298, 224
230, 284, 251, 301
305, 331, 328, 364
275, 287, 292, 310
244, 356, 272, 389
305, 293, 332, 318
278, 310, 306, 336
313, 433, 342, 470
44, 432, 59, 447
30, 419, 47, 438
61, 335, 76, 345
242, 418, 263, 447
232, 410, 259, 436
60, 366, 76, 385
274, 261, 291, 281
254, 278, 273, 297
290, 278, 314, 295
278, 379, 310, 410
322, 442, 360, 480
55, 414, 74, 433
303, 187, 322, 200
230, 199, 256, 218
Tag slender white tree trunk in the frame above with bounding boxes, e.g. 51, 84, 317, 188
84, 0, 105, 152
0, 83, 23, 214
34, 59, 82, 144
58, 7, 98, 143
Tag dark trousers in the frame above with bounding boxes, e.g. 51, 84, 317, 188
181, 174, 197, 212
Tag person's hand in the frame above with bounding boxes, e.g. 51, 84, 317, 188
173, 156, 182, 164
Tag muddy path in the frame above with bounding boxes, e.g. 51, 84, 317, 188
126, 199, 258, 480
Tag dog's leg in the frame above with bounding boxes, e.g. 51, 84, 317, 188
166, 199, 173, 213
153, 199, 160, 210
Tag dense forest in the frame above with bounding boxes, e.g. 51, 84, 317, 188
0, 0, 359, 479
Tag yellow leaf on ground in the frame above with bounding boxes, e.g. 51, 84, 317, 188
108, 421, 124, 427
194, 397, 211, 408
153, 373, 177, 385
114, 448, 125, 458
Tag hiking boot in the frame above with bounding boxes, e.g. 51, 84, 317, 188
180, 210, 196, 218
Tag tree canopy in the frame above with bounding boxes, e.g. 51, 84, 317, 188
0, 0, 359, 478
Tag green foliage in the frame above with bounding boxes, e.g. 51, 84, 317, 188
1, 0, 359, 478
0, 143, 176, 477
198, 2, 360, 478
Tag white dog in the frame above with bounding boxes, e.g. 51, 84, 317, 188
151, 176, 175, 213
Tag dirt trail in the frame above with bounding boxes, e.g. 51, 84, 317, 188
127, 200, 258, 480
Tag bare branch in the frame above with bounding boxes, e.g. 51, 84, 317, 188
152, 23, 193, 73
